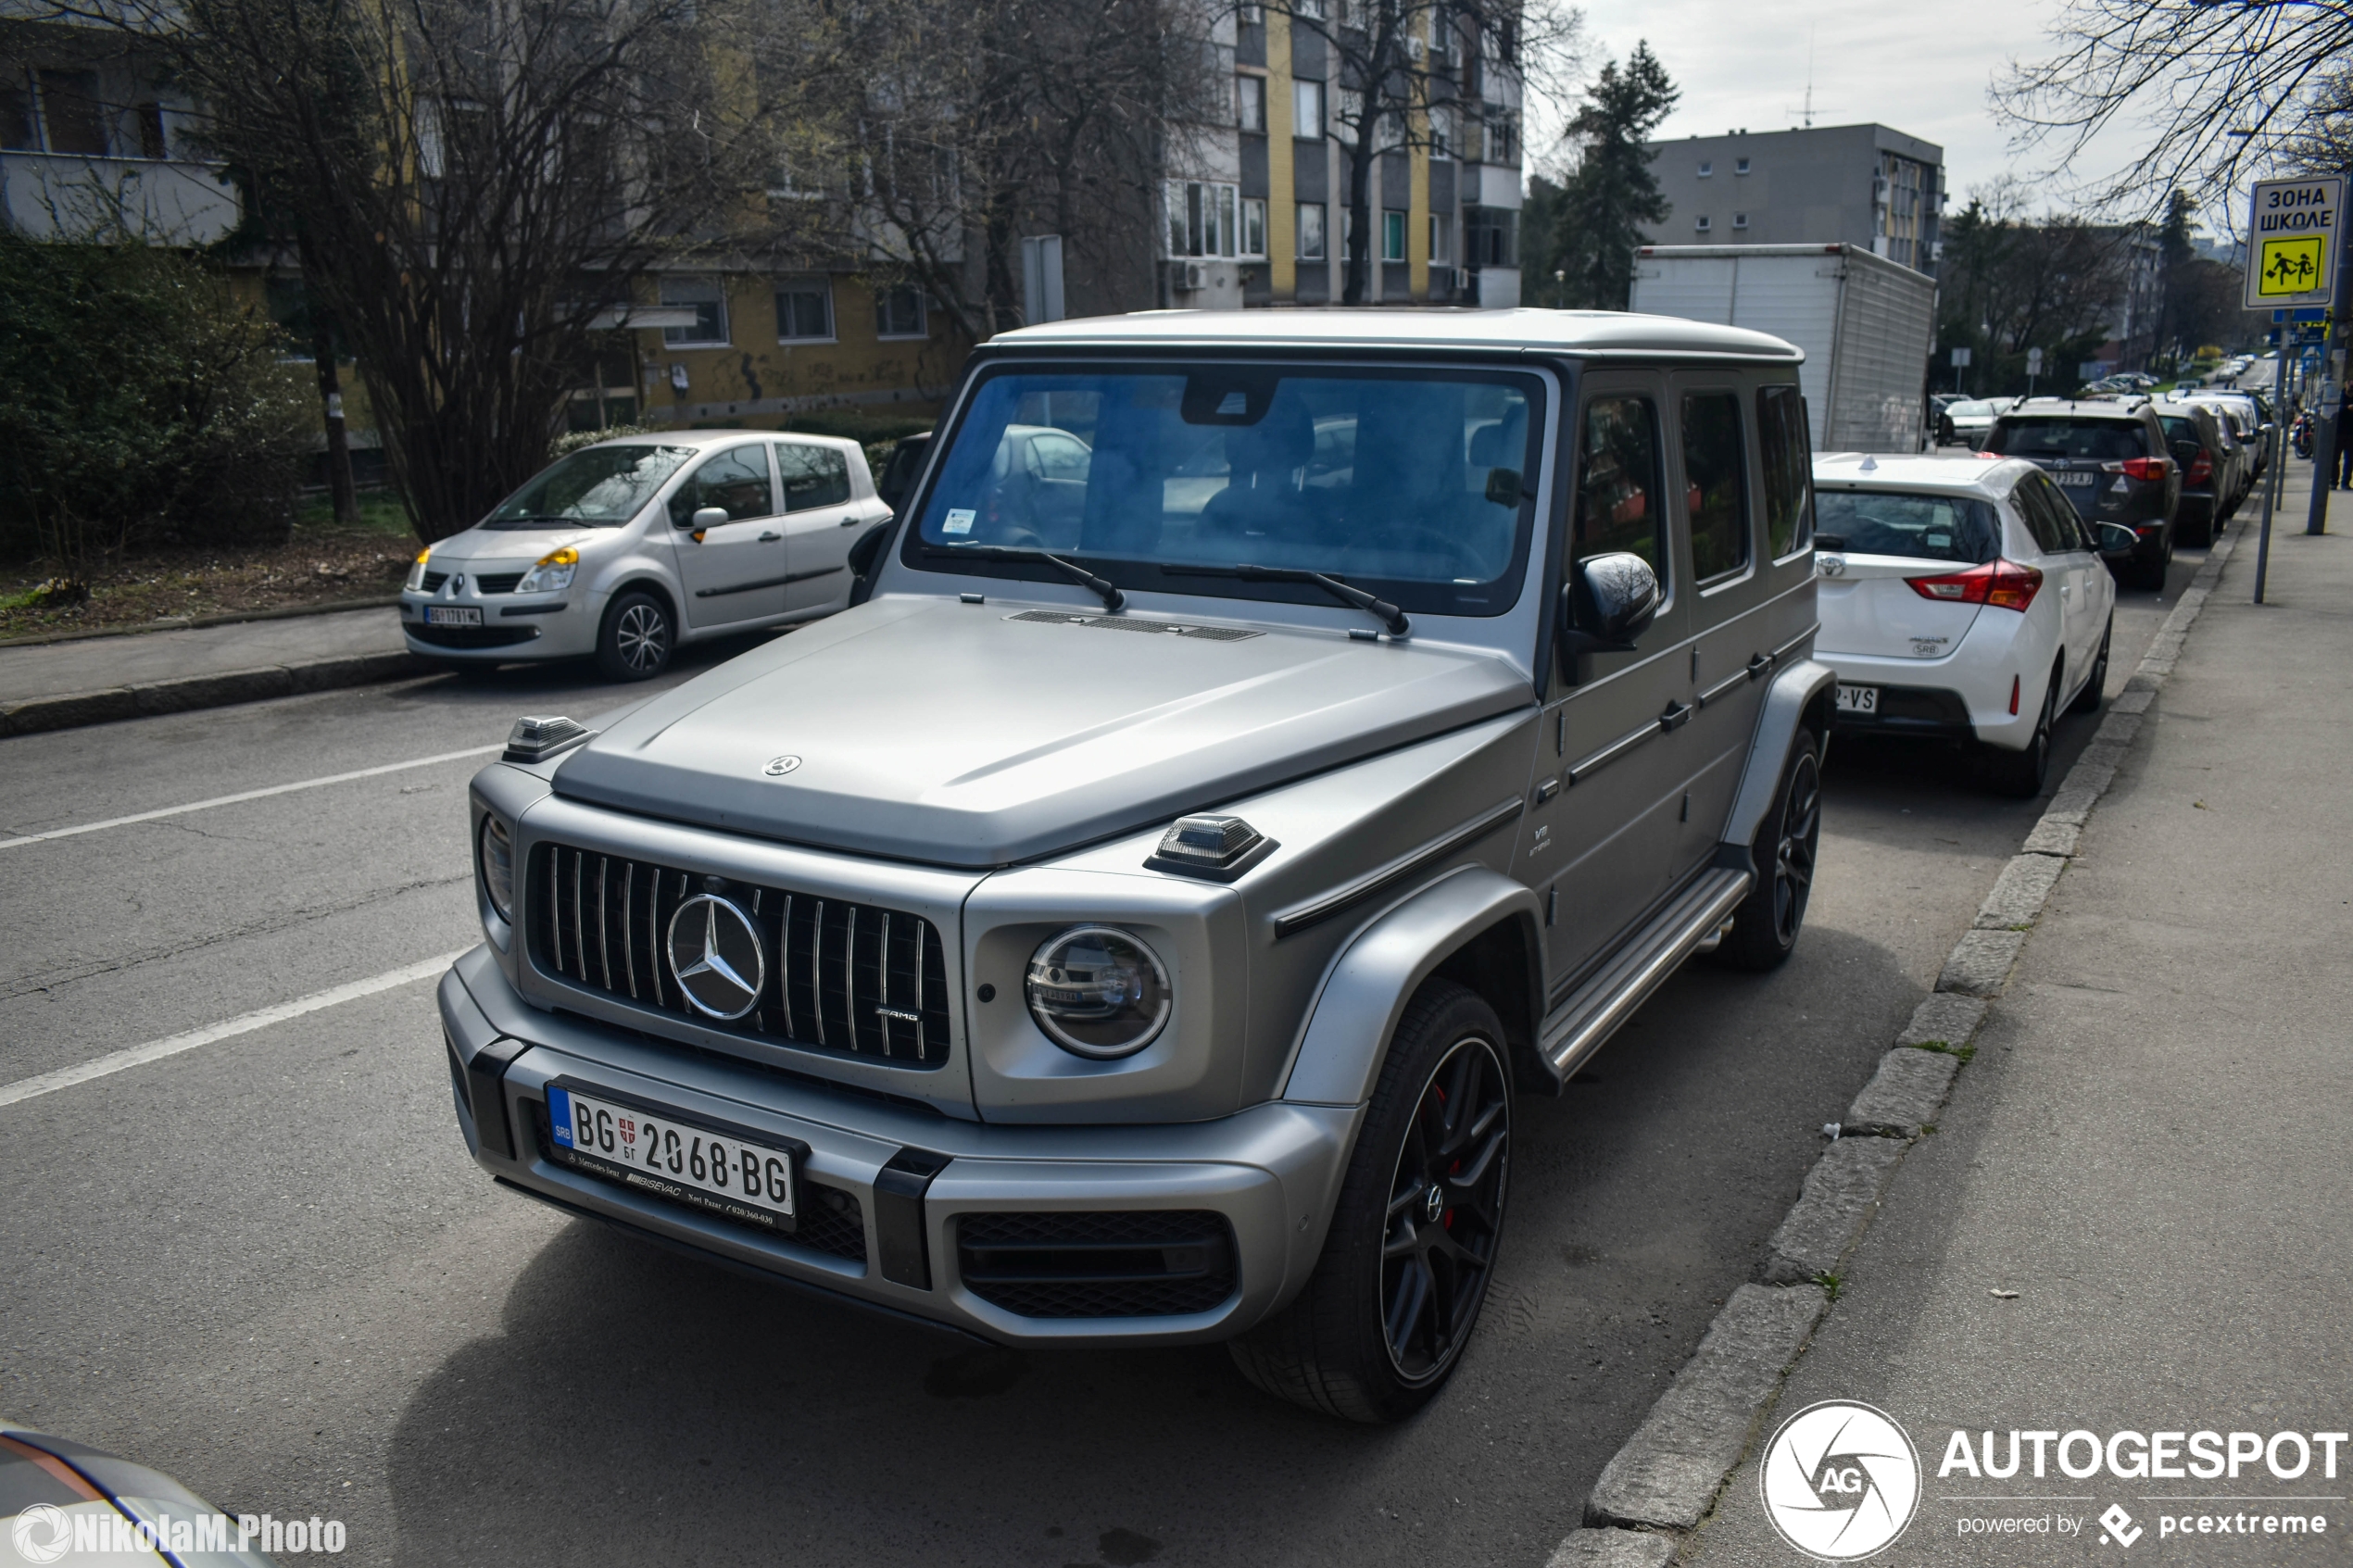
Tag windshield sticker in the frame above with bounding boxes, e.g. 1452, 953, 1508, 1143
943, 508, 976, 535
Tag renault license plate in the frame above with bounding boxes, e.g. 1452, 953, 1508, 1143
1834, 684, 1879, 715
426, 606, 483, 626
546, 1082, 802, 1232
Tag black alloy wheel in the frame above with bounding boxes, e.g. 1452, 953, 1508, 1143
596, 590, 673, 681
1228, 980, 1511, 1423
2070, 619, 2111, 715
1716, 728, 1822, 971
1378, 1033, 1511, 1385
1985, 674, 2056, 798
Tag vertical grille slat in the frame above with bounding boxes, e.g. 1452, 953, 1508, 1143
525, 843, 949, 1069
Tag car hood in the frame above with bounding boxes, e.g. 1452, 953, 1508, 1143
552, 596, 1533, 867
428, 523, 609, 563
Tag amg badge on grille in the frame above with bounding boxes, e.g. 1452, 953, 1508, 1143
666, 895, 766, 1019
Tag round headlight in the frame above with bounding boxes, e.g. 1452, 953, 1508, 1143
1025, 925, 1171, 1059
478, 815, 515, 922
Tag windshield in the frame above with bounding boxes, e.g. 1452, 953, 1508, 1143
483, 444, 695, 529
1988, 420, 2147, 462
1814, 489, 2000, 564
1949, 401, 1995, 418
906, 366, 1545, 616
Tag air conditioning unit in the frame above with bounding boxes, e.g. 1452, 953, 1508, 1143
1409, 36, 1427, 61
1180, 262, 1208, 291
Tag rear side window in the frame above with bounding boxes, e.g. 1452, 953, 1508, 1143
1681, 392, 1750, 581
1989, 420, 2148, 461
669, 445, 774, 526
1813, 490, 1999, 564
774, 443, 852, 511
2158, 417, 2204, 449
1757, 384, 1813, 558
1576, 396, 1666, 579
2012, 473, 2086, 554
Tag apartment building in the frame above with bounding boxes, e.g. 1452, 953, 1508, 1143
1643, 123, 1944, 277
1160, 1, 1525, 309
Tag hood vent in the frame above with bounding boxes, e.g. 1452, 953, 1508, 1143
1007, 609, 1261, 642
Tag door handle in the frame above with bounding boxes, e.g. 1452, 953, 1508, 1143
841, 516, 862, 526
759, 531, 782, 542
1659, 700, 1692, 734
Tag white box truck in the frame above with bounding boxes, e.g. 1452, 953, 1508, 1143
1629, 244, 1937, 453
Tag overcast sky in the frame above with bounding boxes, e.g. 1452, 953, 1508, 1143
1555, 0, 2199, 229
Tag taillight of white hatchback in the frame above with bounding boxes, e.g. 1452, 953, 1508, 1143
1905, 559, 2044, 610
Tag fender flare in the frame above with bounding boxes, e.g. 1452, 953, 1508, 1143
1279, 866, 1543, 1109
1720, 657, 1836, 852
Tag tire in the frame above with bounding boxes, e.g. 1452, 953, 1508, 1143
1228, 979, 1511, 1424
1713, 728, 1822, 972
1983, 673, 2056, 798
596, 590, 673, 682
2179, 508, 2213, 548
2069, 619, 2110, 715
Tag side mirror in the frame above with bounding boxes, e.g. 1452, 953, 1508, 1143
845, 520, 894, 606
2095, 521, 2138, 554
2170, 440, 2200, 469
689, 505, 729, 532
1556, 551, 1661, 679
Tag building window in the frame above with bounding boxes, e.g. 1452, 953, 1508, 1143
37, 70, 110, 157
1697, 160, 1713, 177
1464, 207, 1517, 267
875, 284, 927, 338
1294, 0, 1322, 16
1293, 78, 1325, 140
660, 276, 728, 345
774, 276, 834, 342
1731, 212, 1748, 231
1241, 197, 1267, 259
1735, 157, 1751, 175
1428, 106, 1453, 160
1237, 74, 1265, 132
1480, 108, 1517, 165
1382, 209, 1406, 262
1167, 180, 1245, 258
1693, 215, 1712, 232
1297, 202, 1327, 261
1429, 211, 1453, 263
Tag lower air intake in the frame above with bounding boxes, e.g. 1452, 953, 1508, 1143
956, 1210, 1238, 1318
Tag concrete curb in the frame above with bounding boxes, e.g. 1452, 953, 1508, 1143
1549, 516, 2249, 1564
0, 649, 432, 739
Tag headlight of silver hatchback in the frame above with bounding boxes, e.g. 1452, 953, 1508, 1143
478, 814, 516, 923
516, 546, 577, 594
1025, 924, 1171, 1059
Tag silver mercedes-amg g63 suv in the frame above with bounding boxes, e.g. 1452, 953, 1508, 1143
444, 309, 1832, 1423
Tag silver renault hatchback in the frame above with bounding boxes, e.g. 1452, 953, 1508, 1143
444, 309, 1834, 1421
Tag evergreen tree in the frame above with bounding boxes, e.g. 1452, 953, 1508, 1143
1554, 44, 1678, 310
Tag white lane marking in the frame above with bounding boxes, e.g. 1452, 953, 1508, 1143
0, 950, 466, 1110
0, 746, 503, 850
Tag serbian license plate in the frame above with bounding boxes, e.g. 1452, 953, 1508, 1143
2055, 470, 2096, 488
545, 1081, 802, 1232
1835, 684, 1880, 715
425, 605, 483, 626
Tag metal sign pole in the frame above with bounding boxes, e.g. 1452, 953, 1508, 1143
2255, 347, 2287, 602
2246, 173, 2347, 598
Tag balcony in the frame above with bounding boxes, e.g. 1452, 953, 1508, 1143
1, 151, 240, 244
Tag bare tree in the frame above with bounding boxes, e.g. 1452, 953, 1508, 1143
1994, 0, 2353, 212
1256, 0, 1582, 304
849, 0, 1220, 340
60, 0, 842, 540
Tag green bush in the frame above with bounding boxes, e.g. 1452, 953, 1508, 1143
0, 234, 311, 571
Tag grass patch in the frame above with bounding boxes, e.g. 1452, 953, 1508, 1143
1813, 1272, 1844, 1302
294, 490, 416, 539
1909, 1040, 1978, 1063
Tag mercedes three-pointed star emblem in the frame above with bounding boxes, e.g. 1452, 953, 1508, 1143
665, 894, 766, 1020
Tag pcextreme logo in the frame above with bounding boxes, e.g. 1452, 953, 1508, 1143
1760, 1400, 1923, 1561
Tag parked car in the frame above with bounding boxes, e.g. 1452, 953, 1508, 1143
444, 309, 1835, 1424
875, 431, 932, 513
1, 1419, 275, 1564
2152, 400, 2250, 546
1812, 453, 2125, 796
1982, 397, 2180, 588
1937, 397, 2006, 448
2177, 391, 2270, 483
400, 431, 894, 680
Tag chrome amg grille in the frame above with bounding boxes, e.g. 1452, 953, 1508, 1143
529, 843, 952, 1068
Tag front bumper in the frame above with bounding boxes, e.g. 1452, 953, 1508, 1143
439, 947, 1358, 1347
400, 590, 595, 659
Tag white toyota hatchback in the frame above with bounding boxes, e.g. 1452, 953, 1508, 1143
401, 431, 893, 680
1811, 453, 2126, 796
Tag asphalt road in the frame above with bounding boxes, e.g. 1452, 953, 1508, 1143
0, 551, 2209, 1568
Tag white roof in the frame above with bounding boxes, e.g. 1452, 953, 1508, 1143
1814, 452, 2034, 495
585, 428, 864, 451
994, 307, 1804, 362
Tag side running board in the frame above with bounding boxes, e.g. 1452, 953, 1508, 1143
1536, 867, 1752, 1087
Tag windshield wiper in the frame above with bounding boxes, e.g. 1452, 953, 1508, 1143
921, 544, 1125, 612
1160, 563, 1410, 638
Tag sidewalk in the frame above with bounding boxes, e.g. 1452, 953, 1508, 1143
0, 607, 419, 736
1683, 465, 2353, 1562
